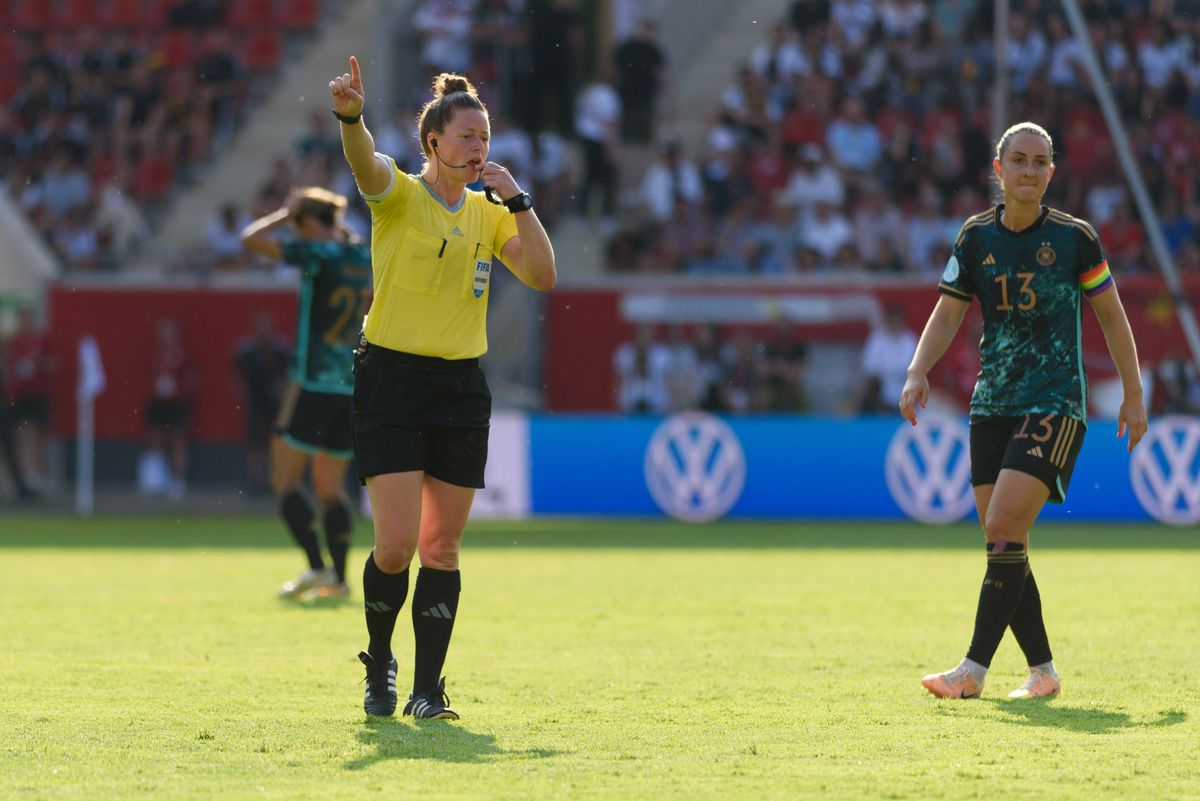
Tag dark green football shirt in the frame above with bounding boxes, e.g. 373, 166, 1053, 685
937, 205, 1113, 420
281, 239, 373, 395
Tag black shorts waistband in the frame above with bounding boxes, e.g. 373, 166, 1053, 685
364, 342, 479, 371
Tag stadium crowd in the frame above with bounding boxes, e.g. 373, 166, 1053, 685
605, 0, 1200, 278
0, 0, 316, 271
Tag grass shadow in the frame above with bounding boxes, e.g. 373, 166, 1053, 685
983, 700, 1189, 734
3, 516, 1199, 551
345, 717, 560, 768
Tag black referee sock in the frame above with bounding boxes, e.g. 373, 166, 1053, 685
363, 553, 409, 664
1008, 562, 1053, 667
322, 500, 352, 584
411, 567, 461, 695
965, 541, 1028, 668
280, 489, 324, 570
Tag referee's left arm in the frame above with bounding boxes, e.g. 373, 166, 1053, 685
503, 208, 556, 291
483, 162, 556, 291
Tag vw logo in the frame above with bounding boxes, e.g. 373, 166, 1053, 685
1130, 416, 1200, 526
885, 416, 974, 524
644, 412, 746, 522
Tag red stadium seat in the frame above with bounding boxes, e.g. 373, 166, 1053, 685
156, 29, 194, 69
278, 0, 319, 30
142, 0, 172, 28
100, 0, 145, 30
0, 75, 20, 104
56, 0, 101, 29
244, 28, 282, 72
10, 0, 53, 28
226, 0, 277, 27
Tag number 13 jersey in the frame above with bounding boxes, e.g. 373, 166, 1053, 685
937, 205, 1114, 420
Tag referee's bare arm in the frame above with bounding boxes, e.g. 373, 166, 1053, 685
330, 56, 391, 196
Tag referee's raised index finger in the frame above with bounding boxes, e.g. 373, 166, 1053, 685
349, 56, 360, 81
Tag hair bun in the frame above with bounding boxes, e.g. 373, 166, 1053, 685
433, 73, 475, 98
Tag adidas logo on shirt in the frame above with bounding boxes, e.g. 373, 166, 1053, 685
450, 226, 464, 237
1026, 446, 1043, 458
983, 253, 996, 266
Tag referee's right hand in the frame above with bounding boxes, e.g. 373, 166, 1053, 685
330, 56, 365, 117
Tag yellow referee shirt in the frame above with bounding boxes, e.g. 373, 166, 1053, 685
360, 155, 519, 359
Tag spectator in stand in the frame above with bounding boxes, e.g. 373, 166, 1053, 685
1152, 351, 1200, 416
641, 140, 703, 223
205, 203, 252, 271
1099, 197, 1147, 274
799, 200, 854, 266
851, 180, 903, 267
751, 23, 810, 85
1006, 10, 1047, 93
0, 341, 38, 501
613, 18, 667, 144
232, 313, 291, 497
141, 318, 200, 499
414, 0, 475, 75
4, 308, 56, 494
825, 96, 881, 174
856, 305, 917, 413
721, 329, 766, 414
613, 324, 672, 413
532, 128, 571, 231
762, 318, 809, 412
1158, 192, 1196, 256
486, 111, 535, 189
574, 70, 621, 229
780, 142, 845, 221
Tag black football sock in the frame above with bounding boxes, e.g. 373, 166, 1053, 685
280, 489, 323, 570
411, 567, 461, 695
1008, 562, 1053, 667
965, 541, 1028, 668
363, 552, 409, 664
322, 500, 352, 584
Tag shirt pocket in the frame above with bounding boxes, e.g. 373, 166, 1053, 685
461, 243, 494, 300
394, 227, 446, 295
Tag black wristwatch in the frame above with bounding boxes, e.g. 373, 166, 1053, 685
503, 192, 533, 213
331, 109, 362, 125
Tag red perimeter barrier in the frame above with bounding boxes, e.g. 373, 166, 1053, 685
545, 276, 1197, 411
44, 276, 1196, 438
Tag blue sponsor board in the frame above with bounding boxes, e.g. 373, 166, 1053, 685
528, 415, 1150, 521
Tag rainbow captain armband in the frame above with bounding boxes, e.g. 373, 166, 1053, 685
1080, 261, 1114, 296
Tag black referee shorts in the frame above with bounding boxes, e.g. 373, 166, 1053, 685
970, 414, 1086, 504
275, 383, 354, 458
352, 343, 491, 489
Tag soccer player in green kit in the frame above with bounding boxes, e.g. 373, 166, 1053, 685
899, 122, 1148, 699
242, 187, 372, 600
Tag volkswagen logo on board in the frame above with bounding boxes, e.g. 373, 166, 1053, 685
644, 412, 746, 522
885, 416, 975, 524
1130, 415, 1200, 526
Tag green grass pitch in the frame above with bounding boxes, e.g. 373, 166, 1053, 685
1, 516, 1197, 800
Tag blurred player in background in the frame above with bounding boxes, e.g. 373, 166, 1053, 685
900, 122, 1147, 700
242, 186, 372, 601
330, 58, 555, 719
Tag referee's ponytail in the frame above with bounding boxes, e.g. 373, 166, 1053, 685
418, 72, 488, 159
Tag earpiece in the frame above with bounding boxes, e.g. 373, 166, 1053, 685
432, 138, 438, 149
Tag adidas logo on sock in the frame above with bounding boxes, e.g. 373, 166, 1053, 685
421, 602, 454, 620
1026, 446, 1043, 458
365, 601, 393, 612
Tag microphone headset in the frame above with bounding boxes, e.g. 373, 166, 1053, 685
431, 138, 503, 204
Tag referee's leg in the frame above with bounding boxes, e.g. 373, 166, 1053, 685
411, 476, 475, 699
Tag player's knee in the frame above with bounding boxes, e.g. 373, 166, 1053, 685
418, 535, 460, 570
372, 540, 415, 573
983, 517, 1027, 543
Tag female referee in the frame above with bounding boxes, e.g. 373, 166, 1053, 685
330, 58, 555, 718
242, 187, 372, 601
899, 122, 1147, 700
